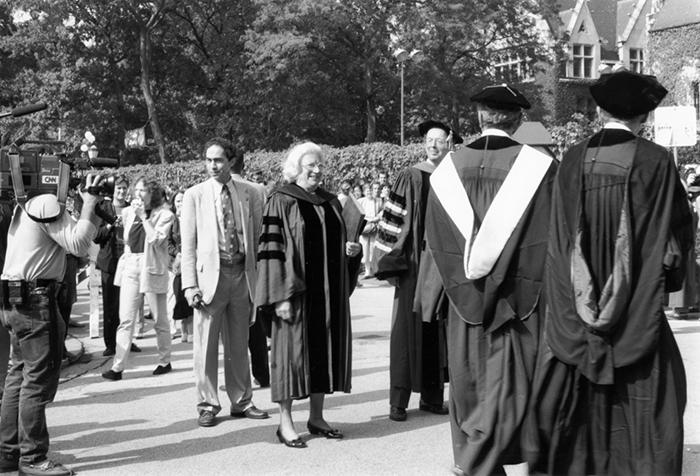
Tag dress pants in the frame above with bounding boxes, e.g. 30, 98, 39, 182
390, 320, 445, 409
0, 288, 64, 465
0, 325, 9, 401
101, 270, 120, 350
194, 258, 253, 415
112, 254, 171, 373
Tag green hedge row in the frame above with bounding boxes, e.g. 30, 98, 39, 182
100, 142, 437, 194
100, 115, 696, 196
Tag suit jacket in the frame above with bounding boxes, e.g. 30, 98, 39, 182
114, 204, 174, 294
181, 177, 261, 305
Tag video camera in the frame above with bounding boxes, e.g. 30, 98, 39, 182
0, 140, 119, 201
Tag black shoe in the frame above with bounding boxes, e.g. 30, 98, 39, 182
253, 378, 270, 388
0, 454, 18, 473
144, 313, 154, 320
103, 347, 115, 357
307, 421, 343, 439
102, 369, 122, 381
198, 410, 217, 427
153, 363, 172, 375
18, 459, 72, 476
276, 427, 307, 448
130, 343, 142, 352
231, 405, 270, 419
389, 406, 407, 422
419, 401, 449, 415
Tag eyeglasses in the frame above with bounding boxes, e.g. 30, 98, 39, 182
302, 163, 324, 171
425, 138, 447, 147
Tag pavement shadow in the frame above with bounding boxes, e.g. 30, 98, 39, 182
49, 382, 194, 408
50, 394, 448, 473
672, 325, 700, 334
353, 330, 390, 341
352, 365, 389, 378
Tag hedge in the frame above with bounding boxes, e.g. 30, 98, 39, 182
98, 141, 443, 194
95, 114, 695, 196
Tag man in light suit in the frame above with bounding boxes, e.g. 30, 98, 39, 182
181, 137, 270, 427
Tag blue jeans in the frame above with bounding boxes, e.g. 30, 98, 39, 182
0, 287, 64, 464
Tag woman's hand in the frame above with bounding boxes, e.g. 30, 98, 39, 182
275, 300, 293, 321
132, 198, 146, 220
346, 242, 361, 257
172, 252, 182, 275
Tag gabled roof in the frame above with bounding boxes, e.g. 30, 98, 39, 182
557, 0, 579, 10
559, 0, 586, 36
650, 0, 700, 32
617, 0, 640, 43
587, 0, 619, 53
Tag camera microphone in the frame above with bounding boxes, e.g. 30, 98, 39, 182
11, 102, 47, 117
89, 157, 119, 167
0, 102, 47, 119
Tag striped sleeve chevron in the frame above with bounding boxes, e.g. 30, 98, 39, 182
258, 215, 286, 262
375, 190, 408, 253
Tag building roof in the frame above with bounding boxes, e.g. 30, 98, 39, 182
617, 0, 638, 41
651, 0, 700, 31
557, 0, 579, 10
587, 0, 619, 54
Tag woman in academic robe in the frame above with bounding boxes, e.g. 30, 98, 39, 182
256, 142, 362, 448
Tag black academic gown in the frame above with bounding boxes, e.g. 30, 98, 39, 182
371, 163, 448, 408
255, 184, 360, 402
425, 135, 557, 476
530, 129, 692, 476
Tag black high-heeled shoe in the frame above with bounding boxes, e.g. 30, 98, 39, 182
276, 427, 307, 448
307, 421, 343, 439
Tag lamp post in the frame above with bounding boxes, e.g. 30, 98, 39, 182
87, 145, 98, 160
393, 48, 423, 146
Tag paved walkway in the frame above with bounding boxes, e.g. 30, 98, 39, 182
41, 278, 700, 475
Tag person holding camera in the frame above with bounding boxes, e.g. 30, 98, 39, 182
0, 174, 104, 476
101, 177, 174, 381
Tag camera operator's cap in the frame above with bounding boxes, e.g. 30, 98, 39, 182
470, 84, 531, 110
418, 120, 464, 144
590, 69, 667, 118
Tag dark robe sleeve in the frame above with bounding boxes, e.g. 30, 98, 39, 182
255, 193, 306, 308
371, 169, 415, 280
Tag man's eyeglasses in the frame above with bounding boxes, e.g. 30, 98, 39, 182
425, 138, 447, 147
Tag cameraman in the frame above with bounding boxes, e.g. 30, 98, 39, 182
0, 174, 104, 476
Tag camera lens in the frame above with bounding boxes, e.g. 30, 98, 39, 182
102, 175, 115, 196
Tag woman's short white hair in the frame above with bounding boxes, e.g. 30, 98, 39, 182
282, 142, 324, 183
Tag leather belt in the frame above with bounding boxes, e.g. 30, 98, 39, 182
220, 253, 245, 267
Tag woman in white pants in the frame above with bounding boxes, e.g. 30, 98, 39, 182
102, 177, 175, 380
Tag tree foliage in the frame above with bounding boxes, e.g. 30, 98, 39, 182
0, 0, 558, 163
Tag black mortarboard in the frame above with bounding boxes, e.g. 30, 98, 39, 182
590, 70, 667, 118
470, 84, 531, 110
417, 120, 464, 144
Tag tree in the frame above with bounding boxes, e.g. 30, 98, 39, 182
396, 0, 557, 136
123, 0, 173, 163
245, 0, 404, 145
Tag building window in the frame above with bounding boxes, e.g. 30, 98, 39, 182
572, 44, 594, 78
630, 48, 644, 73
494, 50, 533, 83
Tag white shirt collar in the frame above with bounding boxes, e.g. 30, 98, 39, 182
603, 122, 633, 133
481, 128, 511, 138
